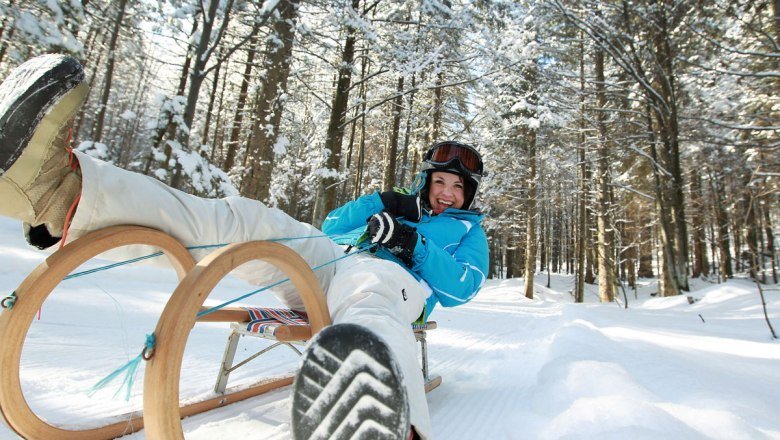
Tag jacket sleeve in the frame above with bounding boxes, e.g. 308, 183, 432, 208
321, 192, 384, 235
411, 223, 489, 307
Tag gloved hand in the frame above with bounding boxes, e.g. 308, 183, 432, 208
367, 211, 418, 266
379, 191, 422, 222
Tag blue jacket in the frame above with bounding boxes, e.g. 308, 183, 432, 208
322, 192, 489, 320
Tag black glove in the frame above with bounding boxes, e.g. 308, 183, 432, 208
367, 211, 419, 266
379, 191, 422, 222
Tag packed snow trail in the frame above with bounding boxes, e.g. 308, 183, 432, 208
0, 216, 778, 439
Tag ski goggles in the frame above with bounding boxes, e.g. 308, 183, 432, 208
424, 141, 484, 177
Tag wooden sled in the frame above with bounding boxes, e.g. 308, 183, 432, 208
0, 226, 443, 439
142, 239, 331, 439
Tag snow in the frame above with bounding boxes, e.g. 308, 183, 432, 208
0, 215, 778, 439
77, 141, 109, 161
0, 55, 73, 115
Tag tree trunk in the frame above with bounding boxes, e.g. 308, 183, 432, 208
539, 201, 547, 273
552, 209, 561, 273
92, 0, 128, 144
506, 236, 515, 279
74, 28, 106, 145
431, 72, 444, 143
647, 105, 680, 297
211, 58, 230, 163
222, 35, 259, 171
147, 15, 198, 175
594, 46, 616, 302
638, 225, 654, 278
774, 0, 780, 41
690, 166, 709, 278
524, 129, 538, 299
652, 0, 689, 292
242, 0, 300, 201
742, 180, 761, 280
710, 171, 734, 279
0, 0, 17, 67
763, 204, 778, 284
118, 56, 152, 166
399, 74, 417, 185
181, 0, 235, 149
199, 48, 223, 151
382, 76, 405, 191
312, 0, 360, 227
352, 53, 370, 200
575, 34, 587, 303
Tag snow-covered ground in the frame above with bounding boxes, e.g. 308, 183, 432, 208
0, 215, 778, 439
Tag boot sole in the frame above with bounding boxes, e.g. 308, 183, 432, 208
0, 55, 87, 222
0, 55, 85, 172
291, 323, 410, 440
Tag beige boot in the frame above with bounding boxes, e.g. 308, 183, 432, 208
0, 55, 89, 238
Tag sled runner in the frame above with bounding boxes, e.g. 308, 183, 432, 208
0, 225, 442, 439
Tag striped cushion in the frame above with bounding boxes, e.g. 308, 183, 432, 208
244, 307, 309, 336
243, 307, 429, 336
411, 322, 430, 331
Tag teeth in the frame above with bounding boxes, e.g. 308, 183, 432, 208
438, 200, 452, 205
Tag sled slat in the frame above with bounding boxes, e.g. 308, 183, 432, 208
196, 306, 251, 322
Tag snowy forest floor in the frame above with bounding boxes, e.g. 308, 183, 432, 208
0, 216, 778, 439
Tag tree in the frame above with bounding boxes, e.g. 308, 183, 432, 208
312, 0, 361, 227
92, 0, 129, 143
243, 0, 301, 202
593, 44, 616, 302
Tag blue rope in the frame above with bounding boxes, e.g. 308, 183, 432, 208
63, 235, 331, 281
196, 246, 372, 318
88, 334, 155, 401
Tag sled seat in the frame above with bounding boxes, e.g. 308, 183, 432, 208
213, 306, 441, 394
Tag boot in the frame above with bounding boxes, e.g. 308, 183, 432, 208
291, 323, 411, 439
0, 54, 88, 245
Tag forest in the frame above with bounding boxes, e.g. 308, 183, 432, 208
0, 0, 777, 302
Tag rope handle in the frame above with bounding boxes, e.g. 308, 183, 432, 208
88, 333, 156, 401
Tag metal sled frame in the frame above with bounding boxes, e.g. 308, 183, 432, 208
213, 316, 442, 397
0, 225, 441, 440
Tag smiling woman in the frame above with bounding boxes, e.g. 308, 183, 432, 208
419, 141, 484, 213
428, 172, 466, 214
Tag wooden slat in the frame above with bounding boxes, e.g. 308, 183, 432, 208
195, 307, 250, 323
420, 321, 437, 331
272, 325, 313, 342
424, 375, 442, 393
179, 375, 294, 418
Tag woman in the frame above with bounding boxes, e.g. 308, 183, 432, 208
0, 55, 488, 440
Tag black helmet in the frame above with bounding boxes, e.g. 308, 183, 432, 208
420, 141, 484, 210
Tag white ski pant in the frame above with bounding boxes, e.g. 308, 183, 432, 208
68, 152, 433, 438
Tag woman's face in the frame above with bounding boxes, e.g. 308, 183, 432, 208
428, 171, 465, 214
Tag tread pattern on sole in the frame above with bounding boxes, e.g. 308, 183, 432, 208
0, 54, 84, 172
291, 324, 410, 440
